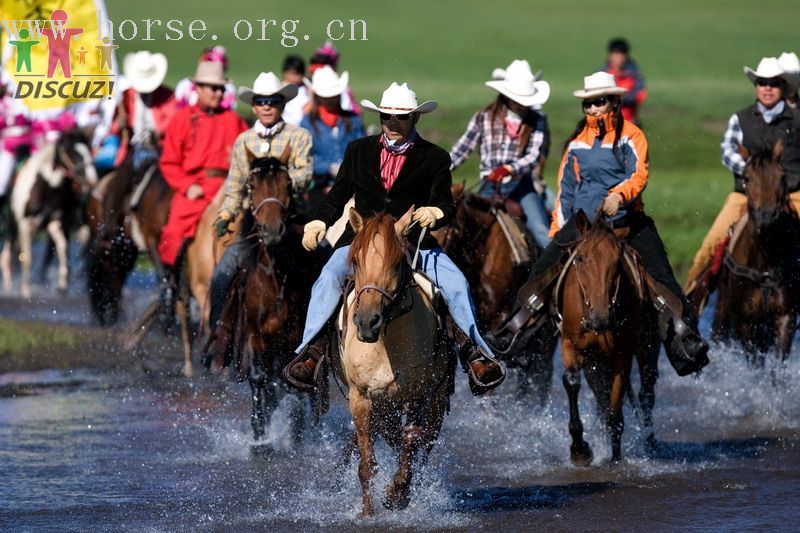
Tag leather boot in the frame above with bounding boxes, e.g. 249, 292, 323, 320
649, 284, 710, 376
462, 343, 506, 396
284, 333, 329, 392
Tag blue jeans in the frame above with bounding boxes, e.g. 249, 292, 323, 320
518, 191, 552, 249
296, 245, 494, 356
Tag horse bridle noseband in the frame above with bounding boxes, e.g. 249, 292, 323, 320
571, 248, 624, 332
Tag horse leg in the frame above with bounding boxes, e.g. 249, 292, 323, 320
562, 339, 592, 466
350, 391, 376, 517
637, 332, 660, 454
0, 241, 11, 292
608, 356, 631, 463
19, 217, 32, 298
175, 298, 193, 377
384, 420, 422, 511
773, 313, 795, 386
46, 219, 68, 293
249, 377, 266, 441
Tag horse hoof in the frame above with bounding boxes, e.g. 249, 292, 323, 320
57, 286, 68, 295
182, 364, 193, 378
383, 484, 410, 511
570, 441, 593, 467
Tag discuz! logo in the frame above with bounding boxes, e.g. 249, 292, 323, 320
5, 8, 115, 100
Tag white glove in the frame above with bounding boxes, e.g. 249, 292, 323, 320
302, 220, 327, 251
412, 206, 444, 228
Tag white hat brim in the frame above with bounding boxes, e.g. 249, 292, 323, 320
303, 71, 349, 98
744, 66, 795, 87
238, 83, 299, 105
360, 99, 437, 114
124, 53, 167, 94
485, 80, 551, 106
573, 86, 628, 99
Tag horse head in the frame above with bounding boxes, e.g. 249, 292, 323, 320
570, 210, 626, 334
348, 208, 413, 343
55, 130, 98, 193
741, 141, 787, 233
246, 144, 292, 246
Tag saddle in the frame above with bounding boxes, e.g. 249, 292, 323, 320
464, 193, 531, 266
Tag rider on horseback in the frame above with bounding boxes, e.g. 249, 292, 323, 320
684, 57, 800, 311
207, 72, 312, 340
157, 61, 248, 322
491, 72, 710, 377
450, 59, 553, 249
284, 82, 506, 394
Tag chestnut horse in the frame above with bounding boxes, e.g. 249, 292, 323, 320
713, 143, 800, 365
434, 185, 557, 405
206, 150, 319, 440
343, 209, 454, 516
559, 211, 660, 464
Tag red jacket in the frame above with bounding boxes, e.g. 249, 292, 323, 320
112, 86, 177, 165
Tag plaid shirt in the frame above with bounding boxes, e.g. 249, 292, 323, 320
721, 112, 746, 176
450, 108, 549, 183
219, 121, 312, 218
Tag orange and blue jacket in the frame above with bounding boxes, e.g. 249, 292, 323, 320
550, 113, 648, 237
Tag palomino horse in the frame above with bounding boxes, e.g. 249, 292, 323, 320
205, 149, 319, 440
343, 209, 454, 516
2, 130, 97, 297
435, 184, 557, 405
558, 211, 660, 464
713, 142, 800, 365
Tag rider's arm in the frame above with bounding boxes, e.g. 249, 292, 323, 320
550, 147, 579, 237
609, 125, 649, 202
449, 111, 482, 172
218, 133, 249, 220
288, 128, 313, 190
315, 142, 356, 227
721, 113, 746, 175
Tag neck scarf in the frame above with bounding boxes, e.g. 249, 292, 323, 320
379, 130, 416, 190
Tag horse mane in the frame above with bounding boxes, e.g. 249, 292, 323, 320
348, 213, 405, 269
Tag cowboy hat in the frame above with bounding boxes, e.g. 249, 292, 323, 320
123, 51, 167, 94
303, 66, 349, 98
360, 82, 437, 114
778, 52, 800, 92
191, 61, 227, 86
486, 60, 550, 106
572, 71, 628, 99
743, 57, 793, 86
238, 72, 298, 105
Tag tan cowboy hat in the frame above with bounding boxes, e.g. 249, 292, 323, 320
778, 52, 800, 92
303, 65, 349, 98
191, 61, 228, 86
238, 72, 298, 105
360, 82, 437, 114
486, 59, 550, 106
573, 71, 628, 99
123, 51, 167, 94
743, 57, 794, 86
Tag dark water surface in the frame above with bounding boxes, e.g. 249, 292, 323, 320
1, 265, 799, 531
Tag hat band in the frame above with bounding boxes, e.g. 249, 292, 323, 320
379, 105, 416, 111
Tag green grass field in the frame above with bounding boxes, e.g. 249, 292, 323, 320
107, 0, 798, 276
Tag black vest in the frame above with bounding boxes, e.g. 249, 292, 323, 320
735, 102, 800, 193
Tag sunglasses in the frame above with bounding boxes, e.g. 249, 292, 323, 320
582, 96, 610, 109
198, 83, 225, 93
253, 95, 285, 107
379, 112, 412, 121
755, 78, 783, 88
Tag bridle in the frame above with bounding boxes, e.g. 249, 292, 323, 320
246, 162, 290, 243
571, 245, 624, 333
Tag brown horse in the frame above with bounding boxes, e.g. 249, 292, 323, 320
343, 209, 454, 516
558, 211, 660, 464
434, 184, 557, 405
713, 142, 800, 365
207, 150, 319, 440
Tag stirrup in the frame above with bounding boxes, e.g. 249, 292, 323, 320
464, 346, 506, 396
283, 343, 326, 392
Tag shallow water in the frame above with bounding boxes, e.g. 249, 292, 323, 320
1, 262, 799, 531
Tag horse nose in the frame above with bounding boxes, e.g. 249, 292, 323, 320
585, 309, 611, 333
354, 312, 383, 342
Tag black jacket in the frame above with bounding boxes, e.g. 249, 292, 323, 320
315, 134, 455, 249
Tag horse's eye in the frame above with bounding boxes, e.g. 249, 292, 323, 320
575, 255, 584, 264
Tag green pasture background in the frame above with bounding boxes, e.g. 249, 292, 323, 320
107, 0, 798, 277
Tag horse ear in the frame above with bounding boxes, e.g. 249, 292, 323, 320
278, 143, 291, 166
395, 206, 415, 236
575, 209, 591, 235
774, 139, 784, 161
349, 207, 364, 233
451, 182, 464, 201
738, 144, 749, 161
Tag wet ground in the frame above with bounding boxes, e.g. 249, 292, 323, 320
1, 253, 799, 531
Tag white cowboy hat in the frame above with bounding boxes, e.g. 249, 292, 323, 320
238, 72, 298, 105
123, 51, 167, 94
303, 66, 349, 98
191, 61, 228, 86
778, 52, 800, 92
743, 57, 793, 86
572, 71, 628, 99
486, 60, 550, 107
361, 82, 437, 115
